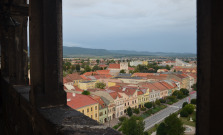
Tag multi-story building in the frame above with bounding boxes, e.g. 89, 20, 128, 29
67, 93, 99, 122
109, 92, 124, 118
91, 91, 116, 121
91, 95, 108, 124
137, 89, 146, 108
78, 81, 96, 90
169, 74, 190, 90
118, 88, 138, 111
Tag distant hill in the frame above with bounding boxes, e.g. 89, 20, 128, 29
63, 46, 196, 57
63, 46, 113, 56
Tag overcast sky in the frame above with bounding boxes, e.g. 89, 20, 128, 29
62, 0, 196, 53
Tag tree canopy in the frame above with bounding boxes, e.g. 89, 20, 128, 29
95, 82, 106, 89
157, 113, 185, 135
82, 91, 90, 95
126, 107, 133, 117
122, 116, 145, 135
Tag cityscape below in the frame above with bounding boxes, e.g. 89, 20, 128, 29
62, 56, 197, 135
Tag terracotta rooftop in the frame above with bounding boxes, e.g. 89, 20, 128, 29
109, 92, 122, 99
108, 64, 120, 69
83, 72, 97, 76
128, 67, 135, 70
67, 93, 98, 109
91, 95, 106, 108
132, 73, 154, 77
96, 70, 110, 75
137, 90, 144, 95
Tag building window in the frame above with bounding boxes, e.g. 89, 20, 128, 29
95, 113, 97, 118
135, 100, 136, 103
82, 110, 84, 113
95, 106, 97, 110
91, 115, 92, 118
91, 107, 93, 111
105, 111, 107, 114
87, 108, 89, 112
125, 103, 126, 106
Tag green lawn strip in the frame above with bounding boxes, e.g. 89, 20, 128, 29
113, 122, 122, 129
140, 105, 167, 119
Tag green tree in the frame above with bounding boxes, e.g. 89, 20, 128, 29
76, 64, 80, 72
165, 65, 170, 70
173, 91, 184, 99
126, 107, 133, 117
159, 98, 166, 103
84, 65, 91, 72
182, 102, 188, 108
95, 82, 106, 89
155, 99, 161, 106
71, 65, 76, 72
82, 91, 90, 95
92, 65, 100, 71
180, 88, 189, 96
122, 116, 145, 135
180, 109, 189, 117
157, 113, 185, 135
133, 108, 140, 114
167, 96, 177, 102
183, 104, 195, 114
191, 99, 196, 105
191, 83, 197, 91
156, 122, 167, 135
120, 69, 126, 73
96, 59, 100, 64
144, 102, 152, 109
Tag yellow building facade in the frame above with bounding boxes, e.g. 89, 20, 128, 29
77, 104, 99, 122
78, 81, 96, 90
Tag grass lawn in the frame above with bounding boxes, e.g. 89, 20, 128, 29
180, 111, 196, 127
140, 105, 167, 119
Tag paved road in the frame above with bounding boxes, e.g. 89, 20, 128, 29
144, 92, 197, 131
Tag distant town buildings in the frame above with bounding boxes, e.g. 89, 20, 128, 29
64, 57, 197, 124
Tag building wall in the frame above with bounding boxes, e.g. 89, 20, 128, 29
78, 81, 96, 90
114, 97, 125, 118
77, 104, 99, 121
99, 108, 108, 123
120, 62, 128, 70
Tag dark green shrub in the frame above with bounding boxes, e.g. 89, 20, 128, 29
159, 98, 166, 103
182, 102, 188, 108
180, 109, 189, 117
140, 107, 146, 111
119, 116, 127, 122
133, 108, 140, 114
144, 102, 153, 109
191, 99, 196, 105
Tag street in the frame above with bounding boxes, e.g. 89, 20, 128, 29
144, 92, 197, 131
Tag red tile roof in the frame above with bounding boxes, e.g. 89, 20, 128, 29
83, 72, 97, 76
132, 73, 154, 77
67, 93, 98, 109
91, 95, 106, 108
152, 82, 167, 91
128, 67, 135, 70
137, 91, 144, 95
109, 92, 122, 99
80, 75, 90, 80
96, 70, 110, 75
122, 88, 137, 96
99, 64, 108, 68
160, 81, 173, 89
74, 86, 84, 92
67, 73, 82, 80
108, 64, 120, 69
